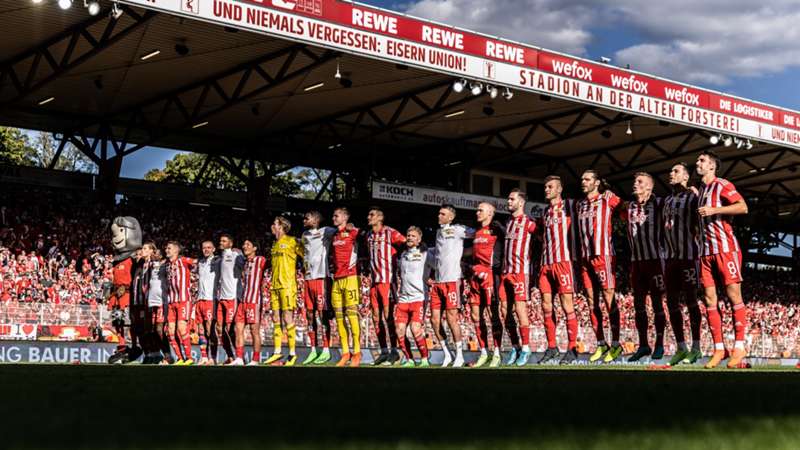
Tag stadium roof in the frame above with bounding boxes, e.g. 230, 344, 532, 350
1, 0, 799, 227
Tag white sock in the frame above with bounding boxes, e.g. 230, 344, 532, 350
522, 344, 530, 352
715, 342, 725, 350
734, 341, 745, 350
493, 347, 500, 356
455, 341, 463, 357
322, 346, 329, 351
480, 348, 487, 356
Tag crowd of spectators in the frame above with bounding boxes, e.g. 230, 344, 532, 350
1, 187, 798, 358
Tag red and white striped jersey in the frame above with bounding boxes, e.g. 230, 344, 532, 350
698, 177, 743, 256
503, 214, 537, 275
366, 225, 406, 284
167, 257, 193, 304
539, 199, 576, 265
663, 189, 699, 260
577, 191, 621, 258
625, 196, 663, 262
242, 255, 266, 304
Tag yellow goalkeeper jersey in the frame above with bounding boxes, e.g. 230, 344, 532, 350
270, 235, 301, 291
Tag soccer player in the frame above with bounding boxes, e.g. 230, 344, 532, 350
234, 239, 266, 366
330, 207, 363, 367
165, 241, 196, 365
577, 170, 623, 363
144, 243, 170, 364
431, 204, 474, 367
366, 207, 407, 365
696, 150, 749, 369
536, 176, 580, 365
663, 163, 704, 366
469, 202, 504, 367
195, 241, 219, 365
395, 226, 433, 368
300, 211, 335, 365
217, 234, 244, 365
500, 189, 536, 366
624, 173, 667, 362
264, 217, 302, 366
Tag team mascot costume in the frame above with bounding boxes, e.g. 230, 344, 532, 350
107, 216, 143, 364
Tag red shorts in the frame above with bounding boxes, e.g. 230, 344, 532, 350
370, 282, 392, 310
580, 256, 616, 290
430, 282, 460, 311
167, 301, 191, 323
303, 279, 330, 311
235, 302, 260, 325
664, 259, 699, 294
630, 260, 665, 296
538, 261, 574, 295
394, 301, 424, 325
195, 300, 214, 324
216, 299, 236, 324
469, 267, 494, 306
148, 305, 165, 324
700, 251, 743, 288
498, 273, 528, 303
107, 291, 130, 310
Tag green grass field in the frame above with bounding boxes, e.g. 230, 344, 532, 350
3, 364, 800, 450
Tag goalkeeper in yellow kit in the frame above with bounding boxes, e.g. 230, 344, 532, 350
264, 216, 303, 366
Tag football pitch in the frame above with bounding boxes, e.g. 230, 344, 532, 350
3, 364, 800, 450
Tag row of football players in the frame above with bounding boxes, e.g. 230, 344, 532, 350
126, 149, 749, 368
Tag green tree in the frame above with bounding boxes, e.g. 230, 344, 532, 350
0, 127, 36, 165
144, 152, 323, 197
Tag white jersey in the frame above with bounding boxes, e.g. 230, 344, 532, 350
196, 255, 220, 301
218, 248, 244, 300
146, 261, 168, 307
434, 223, 474, 283
397, 247, 435, 303
301, 226, 336, 280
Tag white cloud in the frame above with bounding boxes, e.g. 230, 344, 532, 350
399, 0, 800, 86
403, 0, 597, 55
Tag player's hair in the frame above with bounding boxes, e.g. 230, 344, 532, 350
509, 188, 527, 201
544, 175, 562, 186
166, 241, 182, 254
334, 206, 350, 218
151, 247, 163, 261
368, 206, 384, 220
634, 172, 654, 183
274, 216, 291, 234
143, 241, 157, 252
583, 169, 612, 192
674, 162, 691, 175
407, 225, 423, 237
305, 210, 322, 223
440, 204, 457, 217
219, 233, 234, 244
699, 150, 722, 173
201, 240, 214, 247
243, 238, 260, 251
478, 202, 495, 213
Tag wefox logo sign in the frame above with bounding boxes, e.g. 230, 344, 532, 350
664, 87, 701, 106
551, 60, 593, 81
610, 74, 649, 94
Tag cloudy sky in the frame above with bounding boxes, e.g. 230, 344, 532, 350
123, 0, 800, 177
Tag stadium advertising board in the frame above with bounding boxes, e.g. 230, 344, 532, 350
122, 0, 800, 150
372, 180, 545, 217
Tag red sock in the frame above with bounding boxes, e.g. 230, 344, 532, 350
322, 320, 331, 348
236, 346, 244, 358
252, 350, 261, 362
181, 333, 192, 360
520, 325, 530, 346
397, 331, 412, 359
566, 312, 578, 349
543, 309, 556, 348
415, 335, 429, 358
199, 337, 208, 358
732, 303, 747, 342
706, 305, 724, 346
474, 321, 487, 350
117, 333, 126, 347
169, 335, 181, 360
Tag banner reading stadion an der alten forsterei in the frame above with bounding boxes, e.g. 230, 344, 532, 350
121, 0, 800, 150
372, 181, 546, 218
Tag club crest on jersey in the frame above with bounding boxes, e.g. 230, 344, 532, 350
630, 209, 648, 225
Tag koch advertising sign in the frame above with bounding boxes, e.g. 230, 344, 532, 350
120, 0, 800, 149
372, 181, 545, 217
